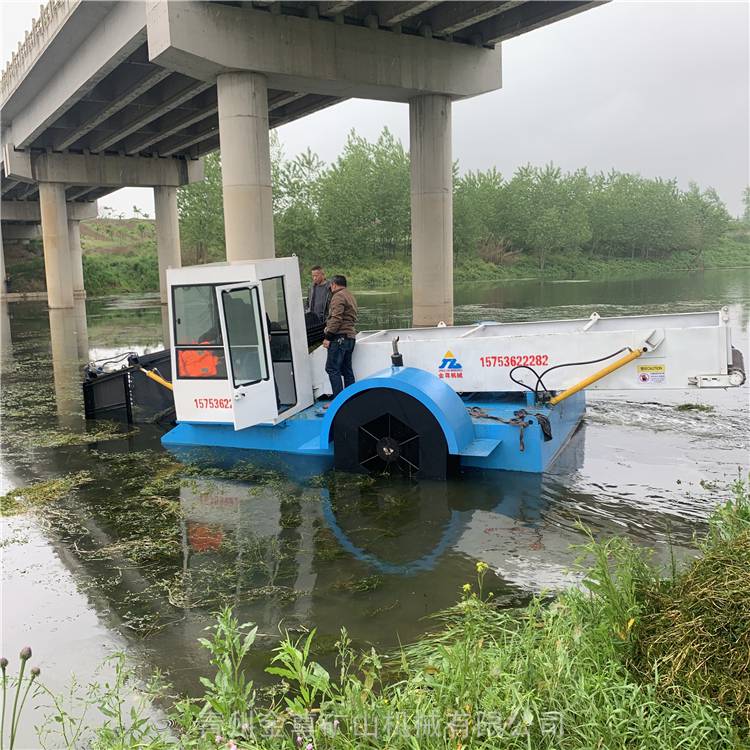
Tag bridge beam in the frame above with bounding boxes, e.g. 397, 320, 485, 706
217, 71, 274, 262
410, 94, 453, 327
146, 1, 501, 101
3, 148, 200, 188
39, 182, 74, 309
3, 1, 147, 150
1, 224, 42, 240
153, 185, 181, 304
1, 200, 97, 222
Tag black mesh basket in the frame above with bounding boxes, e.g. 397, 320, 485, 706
83, 349, 173, 424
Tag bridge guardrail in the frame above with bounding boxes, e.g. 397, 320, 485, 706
1, 0, 79, 104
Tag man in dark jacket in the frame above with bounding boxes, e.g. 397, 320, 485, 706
305, 265, 331, 324
323, 275, 358, 397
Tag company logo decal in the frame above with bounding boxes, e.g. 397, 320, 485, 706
438, 350, 463, 379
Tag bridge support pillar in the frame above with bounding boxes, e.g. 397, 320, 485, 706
0, 222, 6, 301
410, 94, 453, 327
154, 185, 181, 304
39, 182, 74, 309
49, 307, 85, 429
217, 71, 275, 262
67, 220, 86, 299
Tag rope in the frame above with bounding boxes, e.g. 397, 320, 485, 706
467, 406, 532, 451
467, 406, 554, 450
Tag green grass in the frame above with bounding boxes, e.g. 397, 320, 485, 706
342, 237, 750, 289
3, 253, 46, 292
453, 237, 750, 284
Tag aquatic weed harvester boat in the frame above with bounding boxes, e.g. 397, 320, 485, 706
85, 257, 745, 480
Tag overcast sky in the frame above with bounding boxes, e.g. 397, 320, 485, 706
2, 0, 748, 216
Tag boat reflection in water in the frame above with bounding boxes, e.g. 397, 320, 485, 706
175, 424, 587, 646
56, 426, 588, 694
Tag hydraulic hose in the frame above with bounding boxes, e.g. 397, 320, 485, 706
547, 347, 645, 405
509, 346, 635, 404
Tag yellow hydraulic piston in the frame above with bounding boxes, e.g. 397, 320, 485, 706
548, 347, 645, 406
139, 366, 173, 391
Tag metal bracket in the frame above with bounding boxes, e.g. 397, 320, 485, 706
689, 369, 746, 388
642, 328, 665, 352
582, 312, 600, 332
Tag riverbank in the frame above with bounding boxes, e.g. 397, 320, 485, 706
349, 237, 750, 288
5, 476, 748, 748
2, 220, 748, 297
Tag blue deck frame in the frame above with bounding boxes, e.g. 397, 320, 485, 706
162, 366, 586, 474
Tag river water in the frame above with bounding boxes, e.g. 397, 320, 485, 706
2, 268, 749, 742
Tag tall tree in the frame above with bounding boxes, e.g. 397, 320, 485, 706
176, 153, 225, 264
505, 165, 591, 272
274, 148, 327, 263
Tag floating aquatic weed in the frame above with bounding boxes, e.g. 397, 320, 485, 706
312, 525, 346, 562
182, 459, 285, 486
280, 511, 302, 529
0, 527, 29, 548
0, 472, 92, 517
244, 585, 304, 603
363, 601, 399, 618
675, 403, 715, 413
87, 535, 183, 567
333, 575, 385, 594
160, 571, 218, 610
39, 422, 138, 448
89, 447, 164, 466
24, 448, 312, 635
6, 422, 138, 451
121, 611, 165, 636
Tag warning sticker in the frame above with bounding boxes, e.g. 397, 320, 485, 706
637, 364, 666, 384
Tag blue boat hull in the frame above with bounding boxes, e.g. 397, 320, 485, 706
162, 388, 585, 475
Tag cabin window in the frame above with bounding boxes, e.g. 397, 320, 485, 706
262, 276, 297, 410
220, 286, 270, 388
173, 284, 227, 379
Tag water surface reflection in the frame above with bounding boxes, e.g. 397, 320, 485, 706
1, 267, 749, 705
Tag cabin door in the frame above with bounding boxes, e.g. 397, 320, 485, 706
215, 282, 279, 430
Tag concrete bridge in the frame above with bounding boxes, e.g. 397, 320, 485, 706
1, 0, 601, 321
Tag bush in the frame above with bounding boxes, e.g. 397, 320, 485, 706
631, 478, 750, 730
83, 251, 159, 296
